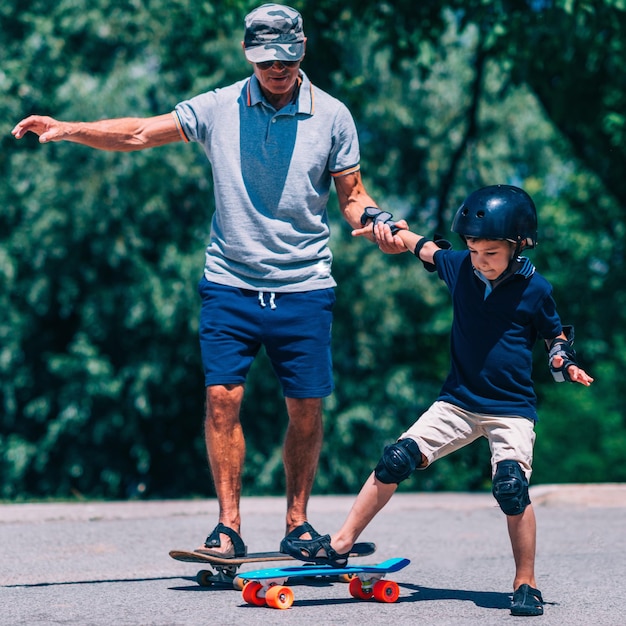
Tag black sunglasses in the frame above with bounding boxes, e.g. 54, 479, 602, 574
256, 60, 300, 70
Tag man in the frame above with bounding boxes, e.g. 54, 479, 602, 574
12, 3, 398, 556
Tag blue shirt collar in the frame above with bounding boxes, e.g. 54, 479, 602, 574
474, 256, 535, 298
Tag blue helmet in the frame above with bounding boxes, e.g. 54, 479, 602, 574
451, 185, 537, 248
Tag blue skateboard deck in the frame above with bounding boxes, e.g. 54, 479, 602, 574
239, 557, 410, 609
242, 557, 410, 580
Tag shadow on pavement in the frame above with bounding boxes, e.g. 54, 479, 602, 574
4, 576, 181, 588
399, 583, 511, 609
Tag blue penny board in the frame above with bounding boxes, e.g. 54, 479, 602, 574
240, 557, 410, 581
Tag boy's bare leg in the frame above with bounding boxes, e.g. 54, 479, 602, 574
329, 472, 398, 554
506, 504, 538, 590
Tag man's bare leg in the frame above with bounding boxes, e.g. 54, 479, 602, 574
283, 397, 324, 536
200, 383, 245, 555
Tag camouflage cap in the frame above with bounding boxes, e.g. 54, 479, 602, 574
243, 4, 305, 63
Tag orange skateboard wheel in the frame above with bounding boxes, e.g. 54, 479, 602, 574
232, 575, 247, 591
373, 579, 400, 603
265, 584, 294, 609
242, 581, 266, 606
348, 577, 374, 600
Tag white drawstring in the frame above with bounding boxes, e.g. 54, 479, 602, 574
258, 291, 277, 310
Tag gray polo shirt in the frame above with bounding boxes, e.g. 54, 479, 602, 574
173, 71, 360, 292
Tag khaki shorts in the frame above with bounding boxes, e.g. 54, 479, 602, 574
401, 400, 536, 480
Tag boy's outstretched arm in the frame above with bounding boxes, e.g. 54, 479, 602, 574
352, 221, 441, 262
545, 333, 594, 386
372, 223, 443, 268
351, 216, 409, 253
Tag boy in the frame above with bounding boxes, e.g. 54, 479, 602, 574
281, 185, 594, 616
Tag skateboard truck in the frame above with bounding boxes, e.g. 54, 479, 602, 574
196, 564, 238, 587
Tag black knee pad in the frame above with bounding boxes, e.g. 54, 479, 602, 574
374, 438, 421, 484
492, 460, 531, 516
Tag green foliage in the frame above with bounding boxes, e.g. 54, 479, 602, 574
1, 0, 625, 500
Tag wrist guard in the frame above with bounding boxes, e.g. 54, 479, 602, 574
548, 325, 578, 382
360, 206, 399, 235
414, 234, 452, 272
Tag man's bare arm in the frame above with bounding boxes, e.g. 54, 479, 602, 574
335, 171, 407, 252
12, 113, 182, 152
333, 171, 379, 230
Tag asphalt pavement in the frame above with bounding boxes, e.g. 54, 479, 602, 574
1, 484, 625, 625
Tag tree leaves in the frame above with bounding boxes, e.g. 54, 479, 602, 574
1, 0, 623, 499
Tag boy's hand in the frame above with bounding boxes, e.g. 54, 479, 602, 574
547, 326, 595, 385
375, 221, 409, 253
551, 355, 594, 386
351, 221, 409, 254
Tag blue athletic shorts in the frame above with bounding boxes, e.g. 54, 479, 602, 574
197, 278, 336, 398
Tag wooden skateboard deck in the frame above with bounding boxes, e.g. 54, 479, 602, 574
169, 541, 376, 587
239, 557, 410, 609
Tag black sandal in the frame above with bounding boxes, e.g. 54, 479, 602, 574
279, 522, 321, 551
511, 584, 544, 616
196, 522, 247, 558
281, 531, 350, 568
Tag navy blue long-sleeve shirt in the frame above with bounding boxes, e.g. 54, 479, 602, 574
434, 249, 562, 420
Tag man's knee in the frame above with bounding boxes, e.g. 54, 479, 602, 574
492, 460, 531, 515
374, 438, 422, 484
205, 384, 244, 424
